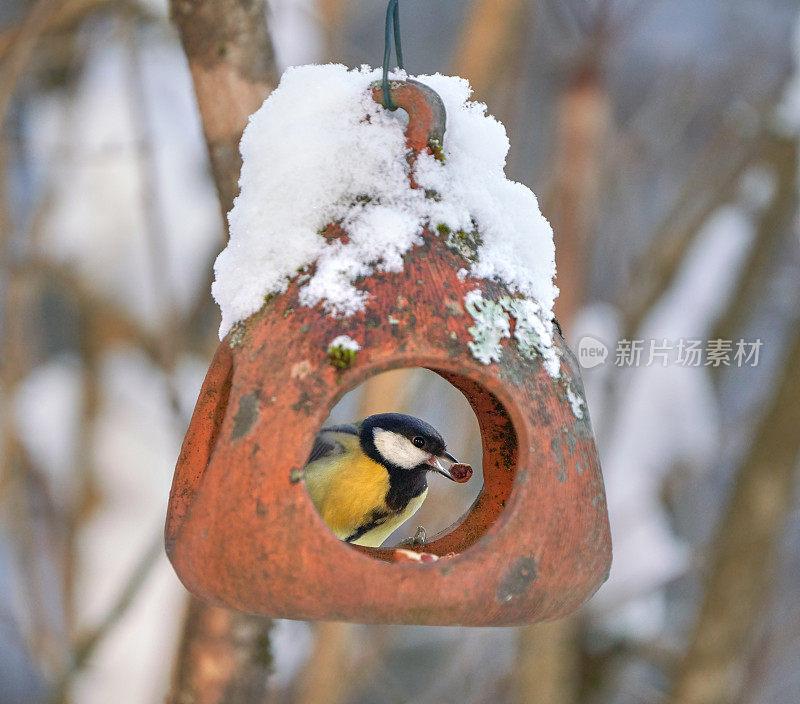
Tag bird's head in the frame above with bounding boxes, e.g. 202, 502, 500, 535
360, 413, 459, 480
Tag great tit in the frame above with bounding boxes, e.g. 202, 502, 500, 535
303, 413, 461, 548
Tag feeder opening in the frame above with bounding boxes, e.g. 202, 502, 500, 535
301, 365, 518, 560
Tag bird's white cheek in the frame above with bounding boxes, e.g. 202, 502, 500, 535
373, 429, 430, 469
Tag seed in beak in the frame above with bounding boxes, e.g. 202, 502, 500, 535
425, 453, 471, 483
449, 463, 473, 483
426, 455, 456, 481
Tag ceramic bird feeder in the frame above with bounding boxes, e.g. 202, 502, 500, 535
165, 80, 611, 626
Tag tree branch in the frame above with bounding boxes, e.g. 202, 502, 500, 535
0, 0, 117, 65
545, 62, 611, 328
169, 0, 278, 225
450, 0, 529, 102
167, 601, 273, 704
166, 3, 278, 702
619, 120, 767, 342
711, 133, 798, 345
0, 0, 63, 126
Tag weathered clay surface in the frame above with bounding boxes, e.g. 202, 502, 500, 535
165, 80, 611, 626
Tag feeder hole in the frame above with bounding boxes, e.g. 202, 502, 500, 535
306, 368, 486, 549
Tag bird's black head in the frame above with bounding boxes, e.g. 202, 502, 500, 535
360, 413, 458, 479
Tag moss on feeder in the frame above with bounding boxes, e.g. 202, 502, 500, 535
428, 137, 445, 163
326, 335, 361, 370
327, 346, 357, 369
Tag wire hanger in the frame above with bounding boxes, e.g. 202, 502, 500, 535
381, 0, 404, 110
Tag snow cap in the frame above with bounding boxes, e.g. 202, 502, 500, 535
213, 64, 558, 349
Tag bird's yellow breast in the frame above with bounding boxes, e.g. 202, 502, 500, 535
304, 448, 391, 540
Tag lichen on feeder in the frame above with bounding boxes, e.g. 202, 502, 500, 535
166, 70, 611, 627
463, 290, 511, 365
438, 223, 483, 263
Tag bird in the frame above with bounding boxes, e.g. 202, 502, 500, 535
303, 412, 461, 548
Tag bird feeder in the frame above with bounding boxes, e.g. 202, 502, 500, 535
165, 80, 611, 626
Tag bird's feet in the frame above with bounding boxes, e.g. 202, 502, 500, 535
397, 525, 426, 549
394, 527, 438, 562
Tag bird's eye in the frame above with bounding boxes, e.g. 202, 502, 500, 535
412, 436, 425, 448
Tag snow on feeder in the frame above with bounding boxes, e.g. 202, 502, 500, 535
165, 66, 611, 626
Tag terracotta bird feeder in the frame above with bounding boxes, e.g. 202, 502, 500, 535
165, 80, 611, 626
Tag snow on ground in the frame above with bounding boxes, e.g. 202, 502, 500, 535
214, 64, 557, 347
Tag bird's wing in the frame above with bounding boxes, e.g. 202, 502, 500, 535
305, 424, 360, 465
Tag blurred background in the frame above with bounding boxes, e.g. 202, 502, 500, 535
2, 0, 800, 702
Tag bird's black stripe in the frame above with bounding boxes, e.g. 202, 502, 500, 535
344, 508, 390, 543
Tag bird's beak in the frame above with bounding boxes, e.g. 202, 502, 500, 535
426, 451, 459, 481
